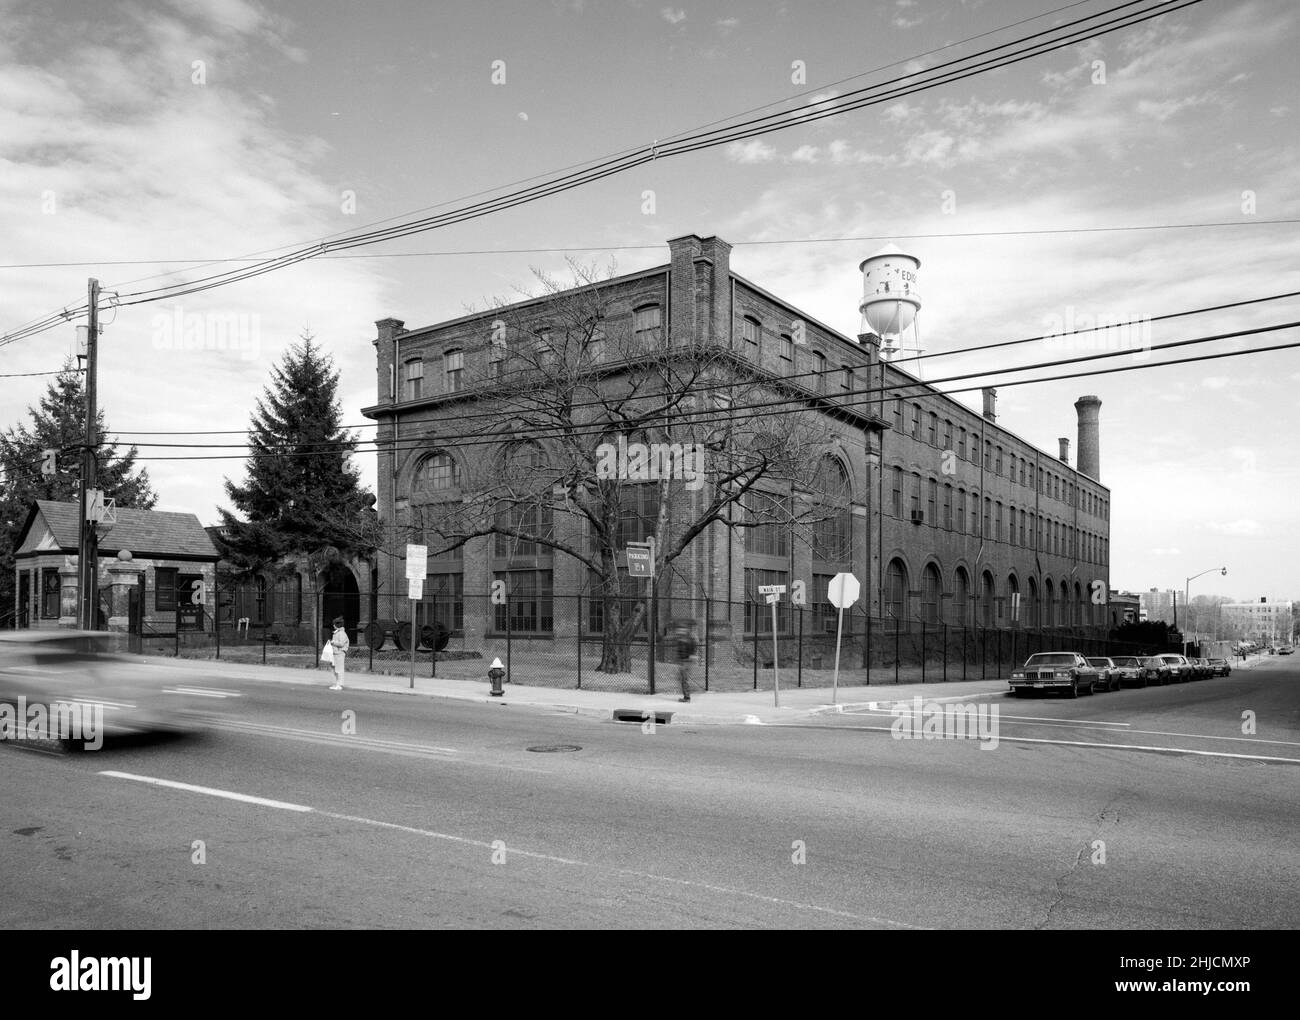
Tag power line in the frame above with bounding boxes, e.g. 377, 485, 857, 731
101, 287, 1300, 441
5, 217, 1294, 271
107, 320, 1299, 461
0, 0, 1199, 348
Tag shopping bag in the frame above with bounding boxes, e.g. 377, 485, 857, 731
319, 642, 334, 665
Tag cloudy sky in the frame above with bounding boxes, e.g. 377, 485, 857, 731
2, 0, 1297, 600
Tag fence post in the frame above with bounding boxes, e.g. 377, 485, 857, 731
752, 602, 759, 691
797, 604, 803, 689
864, 609, 871, 687
214, 576, 221, 660
920, 620, 926, 684
981, 626, 986, 680
942, 622, 947, 682
505, 590, 512, 685
996, 628, 1002, 679
430, 593, 437, 678
368, 592, 374, 673
894, 614, 900, 685
175, 602, 180, 659
704, 596, 711, 693
962, 624, 967, 682
576, 593, 582, 691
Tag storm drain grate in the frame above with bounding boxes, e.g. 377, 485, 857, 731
613, 710, 673, 724
526, 744, 582, 753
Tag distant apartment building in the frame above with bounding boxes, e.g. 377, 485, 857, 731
1220, 598, 1294, 643
1139, 588, 1177, 624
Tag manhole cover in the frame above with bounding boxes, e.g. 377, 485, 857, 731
527, 744, 582, 753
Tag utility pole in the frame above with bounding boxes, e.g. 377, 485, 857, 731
77, 278, 100, 630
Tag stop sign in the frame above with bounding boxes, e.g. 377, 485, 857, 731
827, 572, 860, 609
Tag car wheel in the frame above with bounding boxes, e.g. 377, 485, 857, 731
1068, 678, 1079, 699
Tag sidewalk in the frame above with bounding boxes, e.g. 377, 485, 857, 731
147, 653, 1012, 726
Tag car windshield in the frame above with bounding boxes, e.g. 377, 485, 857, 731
1086, 658, 1111, 666
1025, 654, 1076, 666
1160, 655, 1182, 664
1143, 657, 1165, 666
1112, 657, 1140, 666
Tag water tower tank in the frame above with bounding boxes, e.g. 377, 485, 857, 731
858, 244, 921, 338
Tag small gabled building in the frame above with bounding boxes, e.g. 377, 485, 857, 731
12, 500, 219, 632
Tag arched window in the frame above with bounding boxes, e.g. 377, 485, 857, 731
1006, 574, 1019, 626
885, 559, 909, 620
982, 571, 995, 627
953, 567, 970, 625
741, 315, 760, 346
922, 563, 942, 623
415, 451, 461, 495
812, 457, 851, 563
1027, 576, 1038, 628
1045, 579, 1055, 628
495, 441, 554, 558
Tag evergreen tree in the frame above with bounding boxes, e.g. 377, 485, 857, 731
0, 361, 157, 621
218, 334, 376, 575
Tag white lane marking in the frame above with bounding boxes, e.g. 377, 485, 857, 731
164, 686, 242, 698
98, 771, 918, 927
99, 771, 314, 811
775, 723, 1300, 764
212, 718, 458, 755
850, 708, 1130, 728
831, 711, 1300, 748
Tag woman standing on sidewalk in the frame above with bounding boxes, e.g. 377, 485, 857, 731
329, 616, 349, 691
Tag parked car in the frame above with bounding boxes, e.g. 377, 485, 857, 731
1157, 653, 1192, 682
1280, 646, 1294, 655
1085, 657, 1122, 692
1009, 652, 1100, 698
1208, 658, 1232, 676
1139, 656, 1172, 685
1195, 657, 1214, 679
1109, 655, 1146, 687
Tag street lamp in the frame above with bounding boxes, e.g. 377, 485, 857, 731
1183, 566, 1226, 657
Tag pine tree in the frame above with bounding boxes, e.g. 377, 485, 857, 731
218, 334, 376, 574
0, 361, 157, 621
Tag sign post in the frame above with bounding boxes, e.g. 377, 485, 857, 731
758, 584, 787, 706
827, 573, 861, 704
405, 544, 427, 689
626, 538, 656, 693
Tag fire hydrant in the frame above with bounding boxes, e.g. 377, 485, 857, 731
488, 658, 506, 697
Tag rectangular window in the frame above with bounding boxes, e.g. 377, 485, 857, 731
740, 315, 759, 346
444, 349, 464, 392
983, 497, 990, 539
893, 398, 903, 427
744, 492, 790, 557
492, 570, 553, 634
745, 568, 791, 635
1019, 510, 1026, 547
910, 474, 921, 516
970, 491, 979, 535
636, 305, 664, 343
956, 490, 965, 535
41, 568, 60, 619
892, 467, 903, 517
841, 364, 852, 391
995, 502, 1003, 543
780, 333, 793, 361
813, 573, 837, 634
958, 428, 967, 459
985, 440, 992, 470
495, 502, 555, 558
943, 485, 952, 530
928, 413, 937, 446
155, 568, 178, 613
420, 572, 464, 634
912, 404, 921, 439
927, 479, 937, 523
943, 420, 953, 450
995, 446, 1003, 475
405, 359, 423, 400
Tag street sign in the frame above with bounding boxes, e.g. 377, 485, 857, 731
405, 543, 428, 580
758, 584, 787, 595
764, 592, 780, 605
407, 577, 423, 601
827, 572, 860, 609
626, 544, 653, 578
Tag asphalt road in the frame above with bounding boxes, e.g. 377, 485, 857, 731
2, 656, 1297, 929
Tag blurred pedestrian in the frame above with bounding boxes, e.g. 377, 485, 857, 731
328, 616, 349, 691
674, 619, 698, 702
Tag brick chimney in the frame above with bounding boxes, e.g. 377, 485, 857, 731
1075, 395, 1102, 480
981, 387, 997, 423
1058, 438, 1070, 464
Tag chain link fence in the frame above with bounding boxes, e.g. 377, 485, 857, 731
120, 578, 1179, 694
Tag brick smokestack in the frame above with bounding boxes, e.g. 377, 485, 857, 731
1058, 438, 1070, 464
1075, 395, 1101, 480
982, 387, 997, 423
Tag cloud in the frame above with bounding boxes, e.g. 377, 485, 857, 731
661, 7, 686, 25
725, 139, 776, 164
716, 17, 739, 33
1151, 548, 1183, 556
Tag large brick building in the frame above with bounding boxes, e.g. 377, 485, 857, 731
361, 233, 1111, 650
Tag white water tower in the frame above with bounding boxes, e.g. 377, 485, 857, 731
859, 244, 922, 373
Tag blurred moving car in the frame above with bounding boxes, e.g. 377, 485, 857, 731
1009, 652, 1100, 698
1085, 657, 1122, 692
1280, 646, 1294, 655
1208, 658, 1232, 676
0, 631, 201, 749
1139, 656, 1172, 685
1109, 655, 1146, 687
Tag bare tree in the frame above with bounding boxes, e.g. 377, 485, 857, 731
414, 261, 853, 674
